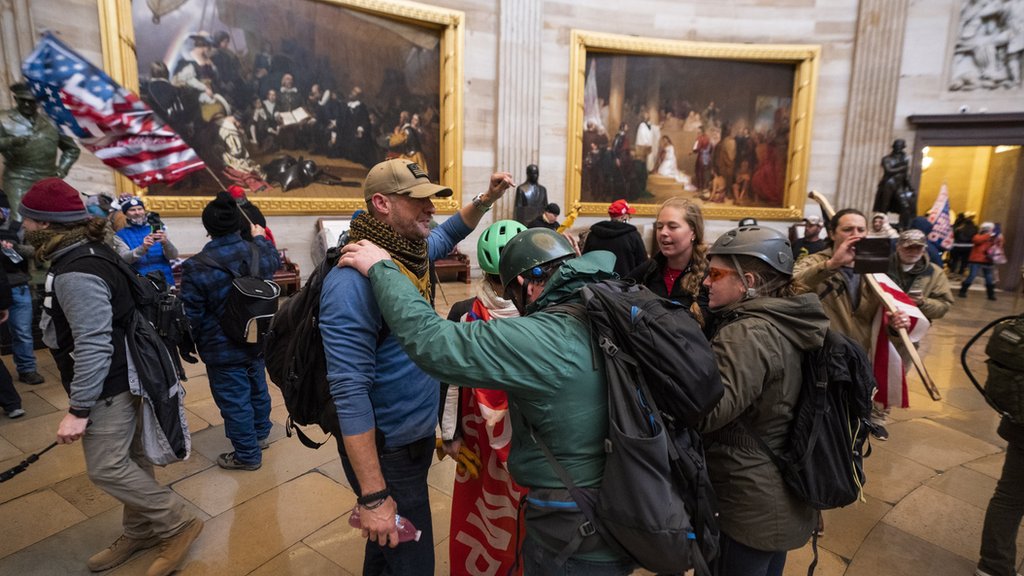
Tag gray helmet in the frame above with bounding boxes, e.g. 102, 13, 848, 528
499, 228, 575, 289
708, 226, 794, 275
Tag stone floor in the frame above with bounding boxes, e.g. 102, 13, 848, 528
0, 280, 1021, 575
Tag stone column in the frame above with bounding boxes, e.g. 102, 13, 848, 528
0, 0, 35, 109
494, 0, 542, 221
835, 0, 909, 211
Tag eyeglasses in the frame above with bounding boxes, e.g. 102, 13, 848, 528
706, 266, 737, 283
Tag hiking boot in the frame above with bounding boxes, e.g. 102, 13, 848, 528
6, 408, 25, 419
18, 371, 45, 385
217, 452, 261, 471
87, 534, 161, 572
146, 518, 204, 576
870, 422, 889, 441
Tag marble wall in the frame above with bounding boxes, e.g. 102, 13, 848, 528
4, 0, 1018, 277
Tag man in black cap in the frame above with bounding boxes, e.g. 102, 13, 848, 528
528, 202, 560, 230
0, 82, 80, 218
180, 192, 280, 471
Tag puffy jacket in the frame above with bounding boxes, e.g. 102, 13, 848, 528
886, 253, 954, 321
701, 293, 828, 551
969, 233, 1001, 264
793, 248, 880, 354
582, 220, 648, 277
116, 222, 178, 286
365, 250, 621, 559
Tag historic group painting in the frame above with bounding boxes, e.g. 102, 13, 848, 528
99, 0, 464, 214
566, 31, 819, 219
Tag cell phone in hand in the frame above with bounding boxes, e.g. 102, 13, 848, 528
151, 224, 161, 234
853, 237, 892, 274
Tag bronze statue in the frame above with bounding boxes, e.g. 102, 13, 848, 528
873, 139, 916, 230
0, 83, 80, 218
513, 164, 548, 226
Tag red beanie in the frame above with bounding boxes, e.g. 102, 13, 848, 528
19, 178, 90, 223
227, 185, 246, 200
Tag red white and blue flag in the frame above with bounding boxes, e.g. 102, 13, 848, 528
870, 274, 930, 409
927, 183, 955, 250
21, 33, 204, 186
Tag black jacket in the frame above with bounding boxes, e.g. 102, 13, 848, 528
625, 253, 714, 338
583, 220, 648, 277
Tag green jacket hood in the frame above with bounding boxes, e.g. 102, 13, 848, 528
717, 292, 828, 352
526, 250, 617, 315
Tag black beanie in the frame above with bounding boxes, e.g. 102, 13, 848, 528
202, 191, 241, 237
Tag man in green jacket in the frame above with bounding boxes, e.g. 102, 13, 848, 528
340, 228, 636, 574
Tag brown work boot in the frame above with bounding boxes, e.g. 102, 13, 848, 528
87, 533, 160, 572
146, 518, 204, 576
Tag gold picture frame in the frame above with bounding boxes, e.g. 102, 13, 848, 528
97, 0, 464, 216
566, 30, 819, 220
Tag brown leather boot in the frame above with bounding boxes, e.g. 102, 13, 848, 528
146, 518, 204, 576
87, 534, 161, 572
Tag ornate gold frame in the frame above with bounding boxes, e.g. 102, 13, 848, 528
97, 0, 464, 216
566, 30, 819, 220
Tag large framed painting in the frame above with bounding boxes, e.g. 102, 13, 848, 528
97, 0, 464, 215
566, 30, 819, 219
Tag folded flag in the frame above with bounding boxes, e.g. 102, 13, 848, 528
870, 273, 930, 409
21, 32, 204, 186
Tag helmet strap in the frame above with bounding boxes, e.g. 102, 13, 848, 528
731, 255, 757, 300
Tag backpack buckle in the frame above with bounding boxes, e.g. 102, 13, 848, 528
599, 337, 618, 356
578, 521, 596, 537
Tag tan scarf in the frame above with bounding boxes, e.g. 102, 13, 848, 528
26, 226, 91, 263
348, 212, 431, 300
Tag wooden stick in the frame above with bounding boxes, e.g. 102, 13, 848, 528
807, 190, 942, 401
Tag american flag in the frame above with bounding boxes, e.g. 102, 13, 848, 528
927, 183, 955, 250
21, 33, 204, 186
870, 273, 930, 410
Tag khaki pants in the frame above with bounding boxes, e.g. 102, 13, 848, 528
82, 391, 190, 539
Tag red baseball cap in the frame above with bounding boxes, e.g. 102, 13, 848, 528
608, 199, 636, 216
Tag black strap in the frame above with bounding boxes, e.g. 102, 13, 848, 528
960, 314, 1019, 418
192, 244, 262, 278
285, 416, 330, 449
807, 511, 821, 576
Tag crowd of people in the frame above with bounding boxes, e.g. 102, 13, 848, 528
142, 32, 441, 193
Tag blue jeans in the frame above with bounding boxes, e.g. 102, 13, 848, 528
714, 532, 787, 576
339, 435, 435, 576
207, 359, 272, 464
978, 419, 1024, 576
8, 284, 36, 373
962, 263, 995, 291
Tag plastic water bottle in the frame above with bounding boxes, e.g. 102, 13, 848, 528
348, 507, 422, 543
1, 246, 22, 264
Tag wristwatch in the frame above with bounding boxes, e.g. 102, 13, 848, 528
472, 193, 492, 213
68, 406, 91, 418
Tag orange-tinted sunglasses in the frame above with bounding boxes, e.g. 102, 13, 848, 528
706, 266, 737, 283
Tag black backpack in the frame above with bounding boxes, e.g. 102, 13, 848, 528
263, 247, 341, 448
194, 244, 280, 345
531, 279, 723, 575
962, 314, 1024, 422
740, 328, 875, 511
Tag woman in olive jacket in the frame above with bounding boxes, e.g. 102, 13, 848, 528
699, 225, 829, 576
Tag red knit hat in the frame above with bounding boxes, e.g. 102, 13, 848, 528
19, 178, 90, 223
608, 199, 636, 217
227, 185, 247, 200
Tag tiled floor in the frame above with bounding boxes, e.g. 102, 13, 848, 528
0, 279, 1022, 575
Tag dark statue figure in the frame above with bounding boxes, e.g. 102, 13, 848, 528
873, 139, 916, 230
0, 83, 80, 219
513, 164, 548, 226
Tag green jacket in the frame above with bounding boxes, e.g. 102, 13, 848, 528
368, 251, 619, 558
794, 248, 879, 354
701, 293, 828, 551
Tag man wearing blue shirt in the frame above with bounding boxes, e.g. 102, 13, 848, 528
320, 158, 511, 575
115, 197, 178, 286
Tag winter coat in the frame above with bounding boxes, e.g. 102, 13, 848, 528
116, 222, 178, 286
886, 253, 954, 321
582, 220, 648, 277
625, 252, 714, 337
969, 233, 1001, 264
793, 248, 880, 355
701, 293, 828, 551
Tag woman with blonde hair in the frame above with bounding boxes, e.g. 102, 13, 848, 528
625, 197, 713, 335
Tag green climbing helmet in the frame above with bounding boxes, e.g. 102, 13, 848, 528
477, 219, 527, 275
498, 228, 575, 290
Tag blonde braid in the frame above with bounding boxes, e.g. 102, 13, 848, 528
683, 243, 709, 328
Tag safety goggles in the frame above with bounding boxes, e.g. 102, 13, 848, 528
706, 266, 737, 283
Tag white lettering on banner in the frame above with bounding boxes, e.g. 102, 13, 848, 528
454, 531, 501, 576
478, 404, 512, 450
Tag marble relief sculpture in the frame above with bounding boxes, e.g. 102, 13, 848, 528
950, 0, 1024, 91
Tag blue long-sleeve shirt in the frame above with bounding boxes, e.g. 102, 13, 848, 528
320, 214, 471, 449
